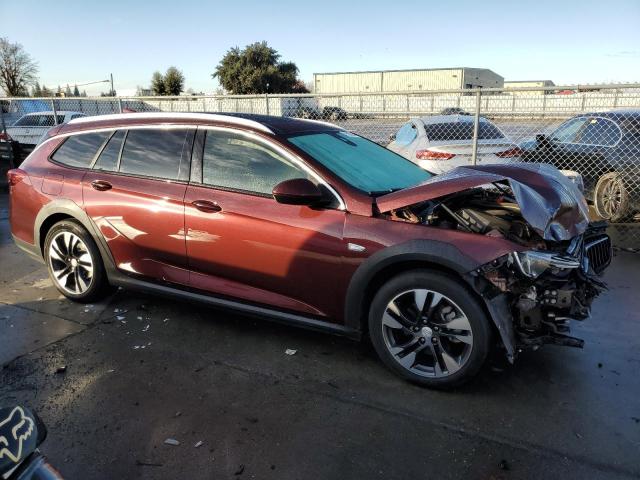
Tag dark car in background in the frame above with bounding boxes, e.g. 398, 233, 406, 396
7, 112, 610, 388
520, 110, 640, 221
293, 106, 348, 121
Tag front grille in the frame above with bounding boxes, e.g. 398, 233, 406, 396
584, 234, 612, 274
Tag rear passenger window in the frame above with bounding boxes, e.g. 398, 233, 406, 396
94, 130, 125, 171
119, 129, 189, 180
51, 132, 110, 168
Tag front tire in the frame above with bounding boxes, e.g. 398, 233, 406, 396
44, 219, 109, 303
368, 270, 491, 389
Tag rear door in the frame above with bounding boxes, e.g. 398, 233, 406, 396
184, 127, 346, 320
82, 127, 194, 285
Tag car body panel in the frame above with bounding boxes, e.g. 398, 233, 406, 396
184, 184, 348, 319
82, 171, 190, 285
7, 111, 86, 146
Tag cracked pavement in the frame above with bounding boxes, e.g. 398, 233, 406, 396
1, 193, 639, 479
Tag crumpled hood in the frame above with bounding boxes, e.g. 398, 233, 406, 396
376, 163, 591, 241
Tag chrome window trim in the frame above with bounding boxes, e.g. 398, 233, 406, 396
198, 125, 347, 211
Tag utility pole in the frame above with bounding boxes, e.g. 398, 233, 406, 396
110, 73, 114, 96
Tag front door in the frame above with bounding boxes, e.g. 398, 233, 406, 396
82, 127, 194, 285
184, 128, 347, 321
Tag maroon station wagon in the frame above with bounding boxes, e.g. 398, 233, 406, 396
7, 112, 611, 388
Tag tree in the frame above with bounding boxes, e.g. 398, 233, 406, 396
212, 41, 306, 94
32, 81, 42, 97
151, 71, 166, 96
81, 90, 87, 97
150, 67, 185, 96
64, 84, 72, 97
73, 84, 80, 97
41, 84, 52, 96
164, 67, 185, 96
56, 85, 62, 97
0, 37, 39, 96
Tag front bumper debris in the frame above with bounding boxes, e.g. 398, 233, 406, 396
466, 222, 611, 362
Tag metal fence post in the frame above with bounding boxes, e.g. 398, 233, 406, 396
117, 97, 123, 113
0, 102, 6, 134
50, 98, 59, 125
265, 93, 270, 115
470, 90, 481, 166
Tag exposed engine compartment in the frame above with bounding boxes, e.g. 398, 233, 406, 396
382, 182, 611, 361
386, 185, 543, 246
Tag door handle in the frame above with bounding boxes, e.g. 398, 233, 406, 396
91, 180, 112, 191
191, 199, 222, 213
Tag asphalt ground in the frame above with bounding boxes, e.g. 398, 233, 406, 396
1, 192, 639, 479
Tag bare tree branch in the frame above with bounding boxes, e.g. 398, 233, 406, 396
0, 37, 39, 96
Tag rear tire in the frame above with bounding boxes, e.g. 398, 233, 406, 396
44, 219, 110, 303
368, 270, 491, 389
594, 172, 630, 222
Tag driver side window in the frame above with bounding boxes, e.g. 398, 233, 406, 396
551, 117, 588, 144
202, 130, 309, 195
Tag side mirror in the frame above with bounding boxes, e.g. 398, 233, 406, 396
389, 133, 396, 142
272, 178, 324, 206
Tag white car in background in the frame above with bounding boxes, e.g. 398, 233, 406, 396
387, 115, 522, 174
6, 111, 86, 147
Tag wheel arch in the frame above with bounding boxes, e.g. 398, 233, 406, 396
344, 240, 484, 335
34, 199, 116, 273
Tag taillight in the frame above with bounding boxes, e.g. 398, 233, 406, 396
416, 149, 456, 160
495, 147, 523, 158
7, 168, 27, 186
0, 131, 11, 142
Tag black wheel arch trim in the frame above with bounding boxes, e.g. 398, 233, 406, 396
344, 239, 517, 361
34, 199, 119, 277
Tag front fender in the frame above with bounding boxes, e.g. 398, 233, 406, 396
344, 239, 517, 360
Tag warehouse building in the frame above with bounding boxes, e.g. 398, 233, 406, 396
504, 80, 556, 95
313, 68, 504, 94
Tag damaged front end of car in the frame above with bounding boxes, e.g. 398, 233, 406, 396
376, 163, 612, 361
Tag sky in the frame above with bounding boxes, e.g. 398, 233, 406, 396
1, 0, 639, 96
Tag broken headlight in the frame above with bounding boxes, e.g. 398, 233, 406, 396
511, 251, 581, 278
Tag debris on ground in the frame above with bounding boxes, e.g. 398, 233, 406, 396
234, 464, 245, 476
194, 441, 204, 448
55, 366, 67, 374
163, 317, 170, 323
164, 438, 180, 446
136, 460, 163, 467
285, 349, 297, 356
116, 316, 126, 321
499, 459, 510, 471
174, 411, 182, 417
598, 362, 603, 368
142, 324, 150, 332
137, 316, 143, 320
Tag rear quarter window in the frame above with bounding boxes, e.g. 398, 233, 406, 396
51, 132, 111, 168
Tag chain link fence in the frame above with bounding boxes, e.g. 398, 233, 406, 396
2, 84, 639, 248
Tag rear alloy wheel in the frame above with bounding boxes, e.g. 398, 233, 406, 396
594, 172, 630, 222
368, 271, 491, 389
44, 220, 109, 302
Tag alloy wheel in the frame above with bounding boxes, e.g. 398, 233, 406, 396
381, 289, 473, 378
48, 231, 94, 295
598, 176, 623, 218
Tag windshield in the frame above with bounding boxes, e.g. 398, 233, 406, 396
287, 131, 431, 194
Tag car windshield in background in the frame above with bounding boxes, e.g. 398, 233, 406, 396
14, 114, 65, 127
425, 121, 505, 142
287, 131, 431, 194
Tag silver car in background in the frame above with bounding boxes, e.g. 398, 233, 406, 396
6, 111, 86, 147
387, 114, 522, 174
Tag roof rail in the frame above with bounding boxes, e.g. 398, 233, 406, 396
67, 112, 274, 134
